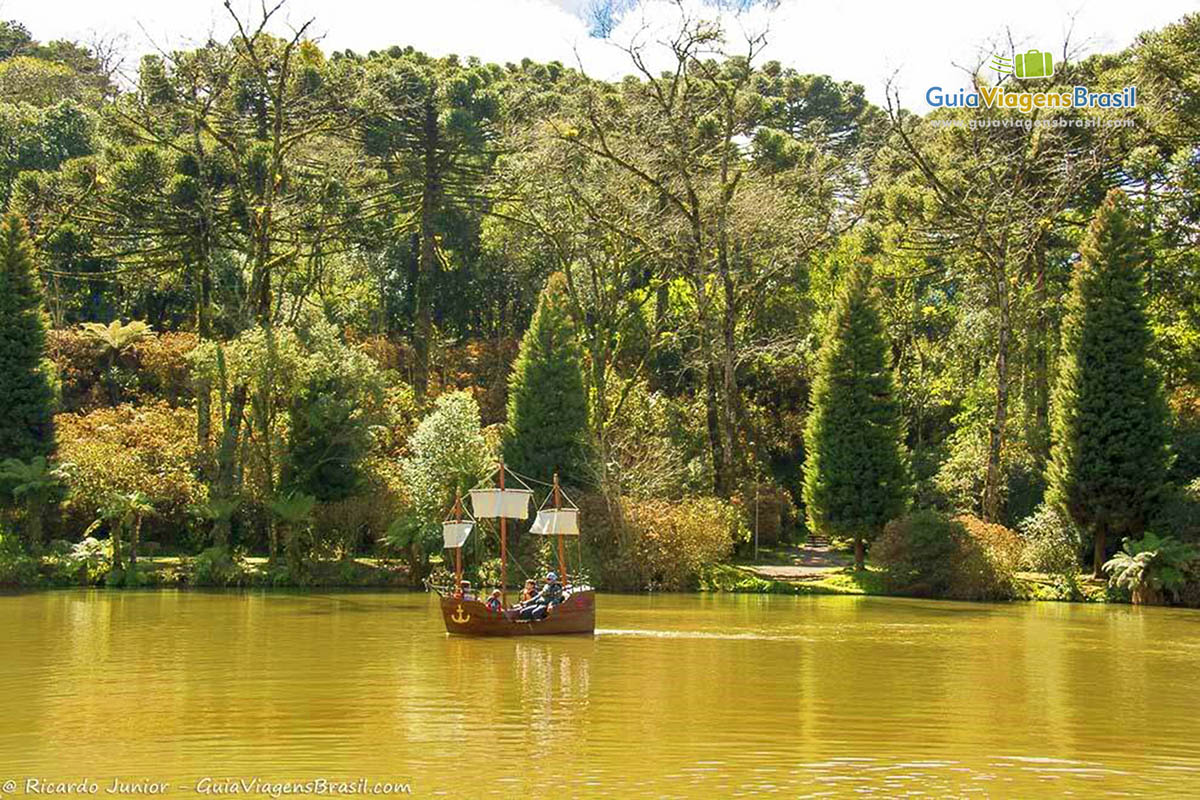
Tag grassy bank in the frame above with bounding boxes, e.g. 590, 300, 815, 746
0, 538, 1125, 602
700, 562, 1114, 603
0, 550, 414, 590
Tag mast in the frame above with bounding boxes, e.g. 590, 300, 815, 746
499, 459, 507, 606
554, 472, 568, 586
452, 495, 463, 593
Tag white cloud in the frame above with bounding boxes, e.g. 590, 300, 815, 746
2, 0, 1192, 107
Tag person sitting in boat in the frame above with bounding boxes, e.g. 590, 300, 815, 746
520, 579, 537, 603
454, 580, 476, 601
520, 572, 565, 621
486, 589, 503, 613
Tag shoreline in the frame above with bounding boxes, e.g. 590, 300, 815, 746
1, 554, 1121, 604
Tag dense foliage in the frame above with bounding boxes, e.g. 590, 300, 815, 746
0, 5, 1197, 599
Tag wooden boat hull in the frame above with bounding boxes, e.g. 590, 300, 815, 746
439, 590, 595, 636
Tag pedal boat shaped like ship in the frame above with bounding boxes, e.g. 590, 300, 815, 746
437, 587, 596, 636
432, 462, 595, 636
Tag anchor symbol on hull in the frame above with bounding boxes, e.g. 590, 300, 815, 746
451, 604, 470, 624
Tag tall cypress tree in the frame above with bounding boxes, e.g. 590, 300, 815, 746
802, 264, 908, 570
1048, 189, 1168, 578
502, 272, 589, 484
0, 212, 55, 463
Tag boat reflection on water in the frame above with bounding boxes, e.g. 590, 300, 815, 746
437, 633, 595, 747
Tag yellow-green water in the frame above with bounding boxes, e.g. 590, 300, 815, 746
1, 591, 1198, 798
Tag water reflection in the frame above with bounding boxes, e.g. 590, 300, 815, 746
0, 590, 1198, 796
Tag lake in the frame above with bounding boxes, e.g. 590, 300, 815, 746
1, 591, 1198, 797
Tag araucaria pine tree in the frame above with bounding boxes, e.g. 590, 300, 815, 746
503, 272, 589, 484
802, 264, 908, 570
1048, 189, 1168, 578
0, 212, 55, 463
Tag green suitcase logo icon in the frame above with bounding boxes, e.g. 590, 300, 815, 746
1014, 49, 1053, 79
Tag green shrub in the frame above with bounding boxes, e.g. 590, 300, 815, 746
0, 526, 39, 586
1103, 532, 1197, 605
388, 391, 491, 582
874, 510, 1018, 600
104, 562, 155, 588
874, 510, 963, 597
313, 486, 400, 559
953, 515, 1023, 600
1152, 478, 1200, 543
43, 535, 110, 585
188, 546, 249, 587
1018, 503, 1084, 576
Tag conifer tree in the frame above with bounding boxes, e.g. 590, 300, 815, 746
0, 212, 55, 463
502, 272, 590, 484
1048, 189, 1169, 578
802, 264, 908, 569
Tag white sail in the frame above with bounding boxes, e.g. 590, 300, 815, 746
442, 521, 473, 548
469, 488, 533, 520
530, 508, 579, 536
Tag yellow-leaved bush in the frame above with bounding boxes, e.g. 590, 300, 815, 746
581, 493, 748, 591
56, 403, 204, 541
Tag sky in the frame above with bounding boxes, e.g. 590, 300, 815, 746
1, 0, 1193, 108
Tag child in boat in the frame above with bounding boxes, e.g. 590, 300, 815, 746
455, 580, 475, 601
520, 579, 537, 603
486, 589, 503, 613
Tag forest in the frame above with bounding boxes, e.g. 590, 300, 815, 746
0, 2, 1196, 603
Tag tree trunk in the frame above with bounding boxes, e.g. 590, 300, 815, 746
192, 105, 216, 472
720, 273, 742, 490
705, 359, 727, 496
413, 95, 441, 401
130, 516, 141, 566
195, 256, 214, 472
285, 525, 301, 575
854, 535, 864, 571
212, 383, 249, 549
111, 525, 124, 572
1032, 245, 1050, 470
26, 502, 44, 554
1092, 525, 1106, 580
407, 542, 429, 586
982, 268, 1011, 523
